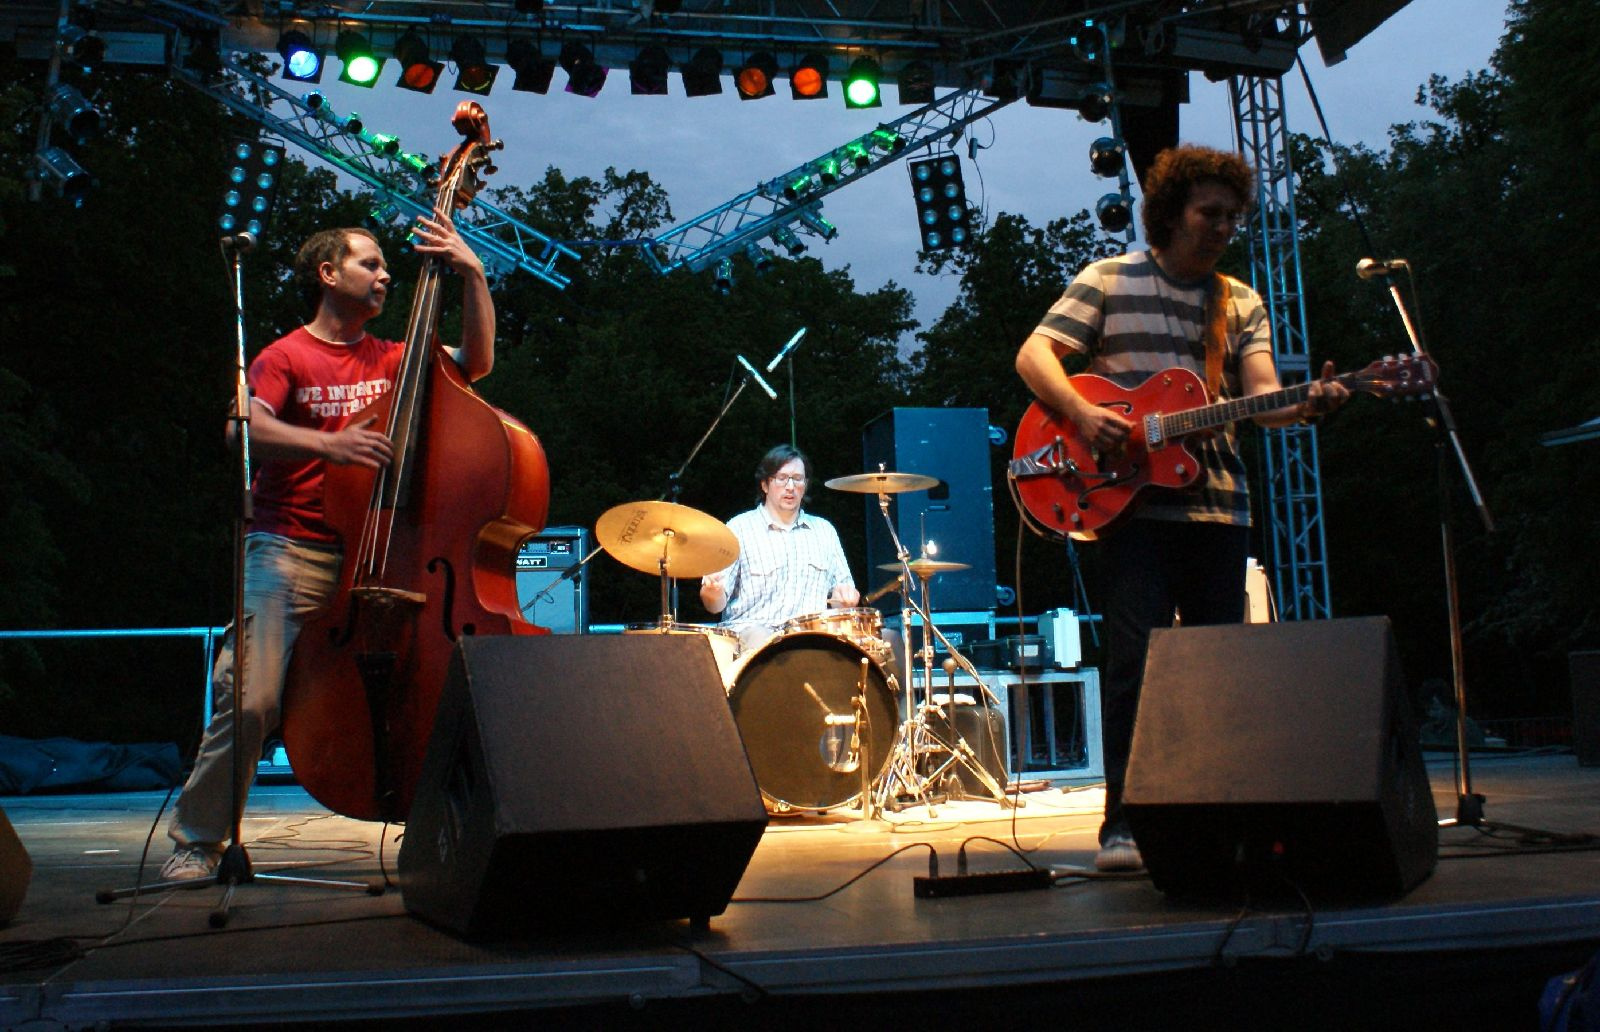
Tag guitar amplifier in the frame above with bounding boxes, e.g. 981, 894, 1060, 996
515, 527, 588, 634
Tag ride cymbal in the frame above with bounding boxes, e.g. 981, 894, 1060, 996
877, 557, 972, 576
595, 500, 739, 578
824, 471, 939, 494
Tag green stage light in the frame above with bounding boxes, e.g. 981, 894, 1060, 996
336, 31, 383, 87
843, 57, 881, 108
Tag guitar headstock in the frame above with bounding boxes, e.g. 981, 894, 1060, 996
1353, 353, 1439, 399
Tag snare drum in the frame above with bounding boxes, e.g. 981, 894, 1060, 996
623, 621, 740, 686
726, 632, 899, 814
780, 607, 893, 668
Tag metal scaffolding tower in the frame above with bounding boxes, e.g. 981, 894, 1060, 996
1231, 73, 1332, 621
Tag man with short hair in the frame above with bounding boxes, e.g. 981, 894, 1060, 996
700, 444, 860, 654
161, 211, 495, 882
1015, 144, 1349, 872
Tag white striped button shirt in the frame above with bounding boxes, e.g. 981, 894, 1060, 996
707, 505, 855, 646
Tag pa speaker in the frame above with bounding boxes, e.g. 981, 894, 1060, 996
399, 635, 767, 938
0, 806, 30, 927
1124, 616, 1438, 899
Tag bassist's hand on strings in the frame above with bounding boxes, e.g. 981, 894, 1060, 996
411, 205, 484, 279
324, 413, 393, 469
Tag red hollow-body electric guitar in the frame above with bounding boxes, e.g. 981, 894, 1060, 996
1008, 353, 1438, 541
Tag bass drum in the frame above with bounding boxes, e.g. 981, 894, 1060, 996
727, 632, 899, 814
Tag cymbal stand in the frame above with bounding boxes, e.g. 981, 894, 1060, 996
864, 491, 1011, 815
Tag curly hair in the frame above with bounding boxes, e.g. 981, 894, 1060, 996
754, 443, 812, 502
293, 227, 379, 315
1139, 145, 1255, 249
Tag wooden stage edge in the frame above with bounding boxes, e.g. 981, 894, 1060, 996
3, 752, 1600, 1030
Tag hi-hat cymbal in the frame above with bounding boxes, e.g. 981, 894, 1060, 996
877, 557, 971, 576
825, 471, 939, 494
595, 500, 739, 578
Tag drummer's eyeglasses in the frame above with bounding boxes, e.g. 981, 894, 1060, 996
771, 475, 807, 486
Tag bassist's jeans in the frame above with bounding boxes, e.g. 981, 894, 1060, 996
1098, 518, 1248, 843
168, 533, 341, 855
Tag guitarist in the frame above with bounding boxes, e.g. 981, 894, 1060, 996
1014, 144, 1349, 873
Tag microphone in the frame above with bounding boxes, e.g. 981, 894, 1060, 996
1356, 257, 1407, 280
765, 327, 807, 372
737, 354, 777, 400
221, 231, 256, 252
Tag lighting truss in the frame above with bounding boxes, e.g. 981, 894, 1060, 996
172, 52, 578, 289
645, 87, 1017, 276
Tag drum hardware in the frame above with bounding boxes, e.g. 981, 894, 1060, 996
829, 467, 1014, 816
595, 500, 740, 624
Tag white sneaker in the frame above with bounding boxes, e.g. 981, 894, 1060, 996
160, 845, 218, 882
1095, 832, 1144, 873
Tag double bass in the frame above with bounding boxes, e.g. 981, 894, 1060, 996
281, 103, 550, 822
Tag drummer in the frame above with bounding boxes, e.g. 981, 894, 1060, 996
700, 444, 859, 654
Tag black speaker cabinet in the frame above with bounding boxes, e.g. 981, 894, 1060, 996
1572, 651, 1600, 767
515, 526, 588, 634
1124, 617, 1438, 899
0, 806, 30, 927
862, 407, 998, 613
399, 635, 768, 938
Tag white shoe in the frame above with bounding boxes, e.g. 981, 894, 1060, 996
160, 845, 218, 882
1095, 832, 1144, 872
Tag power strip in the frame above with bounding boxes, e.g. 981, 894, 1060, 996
913, 868, 1055, 898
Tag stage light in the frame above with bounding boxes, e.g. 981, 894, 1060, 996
183, 29, 222, 79
869, 128, 906, 154
47, 84, 100, 144
59, 24, 105, 75
336, 30, 383, 88
1079, 84, 1112, 123
35, 146, 92, 206
845, 141, 872, 169
910, 154, 971, 251
791, 52, 828, 100
560, 42, 606, 98
394, 30, 442, 93
514, 0, 545, 11
451, 37, 498, 95
1090, 137, 1125, 178
735, 52, 777, 100
897, 60, 934, 105
506, 39, 555, 93
1096, 192, 1132, 233
783, 171, 816, 200
817, 154, 841, 185
652, 0, 683, 12
771, 225, 806, 256
797, 209, 838, 241
217, 139, 285, 240
843, 57, 881, 108
362, 130, 400, 157
276, 29, 322, 82
682, 47, 722, 97
744, 242, 773, 274
714, 257, 733, 295
630, 45, 670, 95
341, 111, 364, 135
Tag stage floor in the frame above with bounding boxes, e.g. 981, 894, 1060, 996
3, 753, 1599, 1030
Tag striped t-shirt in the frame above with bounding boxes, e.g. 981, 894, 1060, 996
1031, 250, 1273, 525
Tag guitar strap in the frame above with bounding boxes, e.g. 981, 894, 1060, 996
1203, 273, 1233, 401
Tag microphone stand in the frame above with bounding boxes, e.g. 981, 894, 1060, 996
554, 335, 797, 620
1371, 262, 1545, 836
98, 235, 378, 921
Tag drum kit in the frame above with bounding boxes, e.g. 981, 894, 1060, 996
594, 469, 1010, 818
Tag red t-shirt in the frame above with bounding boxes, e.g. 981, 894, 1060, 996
247, 327, 404, 543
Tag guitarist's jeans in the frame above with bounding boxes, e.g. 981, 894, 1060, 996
1099, 519, 1249, 843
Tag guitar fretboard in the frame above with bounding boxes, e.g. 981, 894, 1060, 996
1160, 374, 1358, 439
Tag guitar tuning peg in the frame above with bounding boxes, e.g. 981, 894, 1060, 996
484, 163, 498, 176
489, 138, 505, 152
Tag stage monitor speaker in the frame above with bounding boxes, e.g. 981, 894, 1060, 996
515, 526, 588, 634
862, 407, 998, 613
399, 635, 767, 938
1572, 650, 1600, 767
0, 806, 30, 927
1124, 616, 1438, 899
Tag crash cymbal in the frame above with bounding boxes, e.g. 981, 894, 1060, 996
824, 471, 939, 494
877, 557, 972, 576
595, 500, 739, 578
